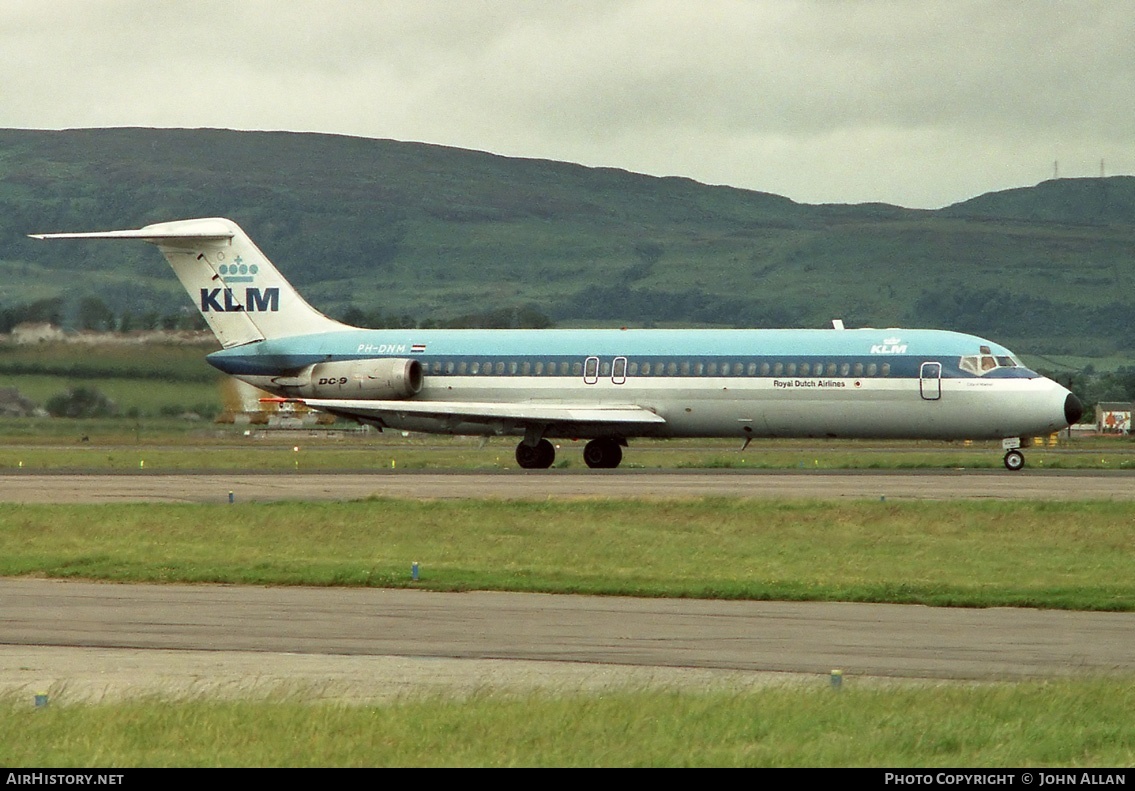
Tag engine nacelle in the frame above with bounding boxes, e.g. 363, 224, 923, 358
276, 358, 423, 399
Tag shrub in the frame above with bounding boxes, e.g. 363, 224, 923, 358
44, 386, 118, 418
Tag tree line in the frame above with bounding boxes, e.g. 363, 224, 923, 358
0, 295, 206, 334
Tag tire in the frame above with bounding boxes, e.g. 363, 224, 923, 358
583, 438, 623, 469
516, 438, 555, 469
1003, 449, 1025, 471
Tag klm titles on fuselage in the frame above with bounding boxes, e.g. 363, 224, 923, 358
871, 338, 908, 354
199, 287, 280, 313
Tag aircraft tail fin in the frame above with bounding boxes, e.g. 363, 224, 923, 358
31, 217, 349, 348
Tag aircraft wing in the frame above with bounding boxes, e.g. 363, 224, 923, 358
283, 398, 667, 428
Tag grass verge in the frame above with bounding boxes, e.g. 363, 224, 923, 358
3, 680, 1132, 766
2, 498, 1132, 610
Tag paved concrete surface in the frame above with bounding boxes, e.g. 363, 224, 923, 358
2, 580, 1131, 703
3, 469, 1134, 504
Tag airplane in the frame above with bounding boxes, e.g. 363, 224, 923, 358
31, 217, 1083, 471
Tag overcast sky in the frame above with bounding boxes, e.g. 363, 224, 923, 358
2, 0, 1131, 208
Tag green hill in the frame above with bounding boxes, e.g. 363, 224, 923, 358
2, 128, 1134, 359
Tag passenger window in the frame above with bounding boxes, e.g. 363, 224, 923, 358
827, 363, 837, 377
642, 362, 651, 375
760, 362, 770, 376
853, 363, 864, 377
881, 363, 890, 376
696, 362, 705, 376
667, 362, 678, 376
747, 363, 756, 376
680, 361, 690, 376
840, 363, 850, 377
469, 362, 479, 374
629, 362, 639, 376
773, 362, 784, 376
573, 362, 583, 376
867, 363, 878, 376
707, 362, 718, 376
798, 363, 809, 376
786, 363, 797, 376
600, 361, 611, 376
521, 362, 530, 375
509, 361, 518, 375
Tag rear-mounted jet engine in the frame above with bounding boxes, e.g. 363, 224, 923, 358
272, 358, 423, 399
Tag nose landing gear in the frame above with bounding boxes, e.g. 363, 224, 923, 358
1001, 437, 1026, 471
1003, 449, 1025, 471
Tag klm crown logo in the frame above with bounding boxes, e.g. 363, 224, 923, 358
201, 256, 279, 313
217, 255, 259, 282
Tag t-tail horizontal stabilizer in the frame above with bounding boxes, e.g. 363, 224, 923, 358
31, 218, 348, 348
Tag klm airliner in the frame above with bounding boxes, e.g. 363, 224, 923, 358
32, 217, 1083, 470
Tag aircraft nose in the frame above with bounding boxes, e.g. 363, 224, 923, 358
1064, 392, 1084, 426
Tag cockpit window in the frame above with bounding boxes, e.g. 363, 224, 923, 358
960, 353, 1020, 376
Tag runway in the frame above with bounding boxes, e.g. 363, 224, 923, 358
3, 470, 1132, 703
3, 468, 1135, 504
1, 579, 1132, 703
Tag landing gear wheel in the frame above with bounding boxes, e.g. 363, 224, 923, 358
583, 438, 623, 469
515, 438, 555, 469
1003, 449, 1025, 472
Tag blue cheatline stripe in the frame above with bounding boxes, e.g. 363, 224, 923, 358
207, 350, 1037, 380
206, 327, 1034, 378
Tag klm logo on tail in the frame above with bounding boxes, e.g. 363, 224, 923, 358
200, 287, 280, 312
198, 253, 279, 312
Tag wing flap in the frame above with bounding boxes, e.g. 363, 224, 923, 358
288, 398, 666, 426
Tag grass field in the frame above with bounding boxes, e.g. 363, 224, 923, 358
0, 340, 223, 417
1, 498, 1131, 610
4, 680, 1133, 767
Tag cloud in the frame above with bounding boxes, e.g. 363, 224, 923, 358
1, 0, 1132, 207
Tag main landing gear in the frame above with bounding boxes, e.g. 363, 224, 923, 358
582, 438, 623, 469
515, 438, 556, 469
513, 437, 626, 469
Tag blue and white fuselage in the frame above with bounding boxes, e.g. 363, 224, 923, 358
209, 326, 1077, 442
33, 218, 1082, 470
